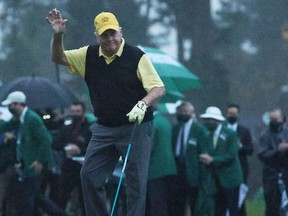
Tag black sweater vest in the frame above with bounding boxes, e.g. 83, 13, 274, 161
84, 44, 153, 127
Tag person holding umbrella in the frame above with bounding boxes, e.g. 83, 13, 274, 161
47, 9, 165, 216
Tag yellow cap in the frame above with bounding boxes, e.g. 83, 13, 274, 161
94, 12, 119, 35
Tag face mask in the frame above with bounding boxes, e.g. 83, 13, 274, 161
72, 115, 82, 123
204, 123, 218, 132
269, 120, 283, 133
8, 107, 18, 116
176, 114, 191, 123
227, 116, 238, 124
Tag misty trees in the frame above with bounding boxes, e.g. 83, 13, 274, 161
0, 0, 288, 116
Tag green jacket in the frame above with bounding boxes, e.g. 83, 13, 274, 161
185, 121, 210, 187
0, 109, 54, 177
173, 120, 210, 187
173, 120, 216, 216
209, 125, 243, 188
148, 112, 177, 180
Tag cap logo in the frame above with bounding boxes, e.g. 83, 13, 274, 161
94, 12, 119, 35
102, 17, 109, 23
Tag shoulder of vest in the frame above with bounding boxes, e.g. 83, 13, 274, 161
123, 43, 144, 56
87, 45, 99, 53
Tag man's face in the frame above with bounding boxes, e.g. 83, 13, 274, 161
176, 105, 194, 123
226, 107, 239, 124
177, 106, 193, 117
202, 118, 220, 132
226, 107, 239, 118
269, 110, 284, 123
70, 105, 84, 117
8, 103, 20, 116
96, 29, 122, 57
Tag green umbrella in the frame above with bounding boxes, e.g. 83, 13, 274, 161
138, 46, 202, 96
160, 90, 185, 103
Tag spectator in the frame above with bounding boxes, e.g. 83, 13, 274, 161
54, 102, 91, 215
0, 91, 55, 216
200, 106, 243, 216
170, 101, 210, 216
145, 107, 177, 216
258, 108, 288, 216
224, 104, 254, 216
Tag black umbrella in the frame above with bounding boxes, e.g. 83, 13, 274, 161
0, 76, 76, 109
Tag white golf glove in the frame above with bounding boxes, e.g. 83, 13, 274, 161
126, 101, 147, 124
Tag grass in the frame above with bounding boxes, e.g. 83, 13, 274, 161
246, 198, 265, 216
246, 187, 265, 216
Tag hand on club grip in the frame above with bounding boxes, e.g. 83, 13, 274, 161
126, 101, 147, 124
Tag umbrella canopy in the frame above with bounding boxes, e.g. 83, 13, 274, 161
0, 106, 13, 121
160, 91, 185, 103
138, 46, 202, 98
0, 76, 76, 109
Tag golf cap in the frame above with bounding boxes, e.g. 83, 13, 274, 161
200, 106, 225, 121
1, 91, 26, 106
94, 12, 119, 35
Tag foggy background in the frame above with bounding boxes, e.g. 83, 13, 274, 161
1, 0, 288, 198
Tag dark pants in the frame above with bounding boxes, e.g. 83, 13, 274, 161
0, 166, 18, 216
214, 186, 240, 216
33, 171, 67, 216
169, 160, 198, 216
146, 176, 171, 216
239, 202, 246, 216
263, 180, 281, 216
56, 158, 85, 215
80, 122, 152, 216
34, 193, 67, 216
17, 175, 42, 216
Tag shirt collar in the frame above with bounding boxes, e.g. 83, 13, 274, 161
214, 123, 223, 137
99, 38, 125, 59
184, 118, 193, 128
19, 106, 28, 123
227, 122, 238, 131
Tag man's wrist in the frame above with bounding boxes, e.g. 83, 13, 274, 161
140, 100, 147, 106
53, 32, 64, 38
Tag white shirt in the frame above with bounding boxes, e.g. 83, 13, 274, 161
17, 106, 28, 146
227, 122, 238, 131
175, 118, 193, 157
19, 106, 28, 123
213, 124, 223, 148
227, 122, 243, 148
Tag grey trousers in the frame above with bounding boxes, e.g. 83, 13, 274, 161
80, 121, 152, 216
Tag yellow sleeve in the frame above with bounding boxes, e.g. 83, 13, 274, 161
137, 54, 164, 92
64, 46, 88, 77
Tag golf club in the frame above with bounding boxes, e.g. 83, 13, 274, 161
110, 123, 137, 216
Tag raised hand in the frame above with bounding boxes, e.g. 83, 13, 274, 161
46, 8, 67, 34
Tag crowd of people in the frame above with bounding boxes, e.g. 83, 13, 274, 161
146, 103, 288, 216
0, 92, 93, 216
1, 91, 287, 216
147, 102, 252, 216
0, 7, 287, 216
